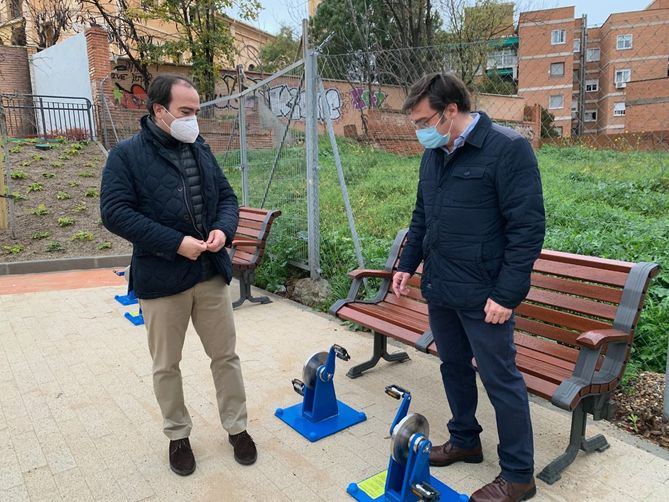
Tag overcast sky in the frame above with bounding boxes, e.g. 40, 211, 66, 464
228, 0, 649, 36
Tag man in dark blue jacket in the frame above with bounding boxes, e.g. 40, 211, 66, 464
101, 75, 256, 476
394, 73, 545, 502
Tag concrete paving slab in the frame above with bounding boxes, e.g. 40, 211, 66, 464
0, 270, 667, 501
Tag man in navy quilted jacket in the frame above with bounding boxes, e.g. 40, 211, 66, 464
101, 75, 256, 476
394, 73, 545, 502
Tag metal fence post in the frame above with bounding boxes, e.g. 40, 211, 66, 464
238, 64, 250, 206
303, 18, 321, 280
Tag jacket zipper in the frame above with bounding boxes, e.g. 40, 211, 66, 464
152, 141, 207, 241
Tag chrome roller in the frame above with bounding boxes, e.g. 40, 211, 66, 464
302, 351, 328, 389
390, 413, 429, 464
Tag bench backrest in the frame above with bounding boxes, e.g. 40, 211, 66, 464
231, 207, 281, 269
386, 229, 659, 348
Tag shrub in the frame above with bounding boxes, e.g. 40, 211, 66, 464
72, 201, 87, 212
57, 216, 75, 227
2, 244, 23, 254
42, 172, 56, 179
97, 241, 112, 250
27, 183, 43, 193
78, 171, 94, 178
71, 231, 94, 241
10, 171, 26, 180
30, 204, 49, 216
56, 191, 71, 200
31, 231, 51, 240
46, 241, 64, 252
85, 188, 99, 198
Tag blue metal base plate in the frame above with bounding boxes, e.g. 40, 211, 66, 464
346, 470, 468, 501
115, 293, 138, 306
124, 312, 144, 326
275, 400, 367, 442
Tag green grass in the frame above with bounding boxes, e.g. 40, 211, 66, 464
218, 142, 669, 376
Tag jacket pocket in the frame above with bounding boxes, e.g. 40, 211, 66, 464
450, 165, 487, 203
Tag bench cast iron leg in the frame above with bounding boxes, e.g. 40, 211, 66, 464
346, 332, 410, 379
232, 270, 272, 309
537, 402, 609, 485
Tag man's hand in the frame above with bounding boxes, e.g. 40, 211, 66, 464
484, 298, 513, 324
177, 236, 207, 261
392, 272, 411, 298
205, 229, 227, 252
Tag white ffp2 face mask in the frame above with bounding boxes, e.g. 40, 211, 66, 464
162, 109, 199, 143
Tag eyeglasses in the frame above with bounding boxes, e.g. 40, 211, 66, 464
413, 111, 444, 130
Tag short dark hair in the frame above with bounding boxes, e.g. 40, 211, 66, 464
402, 73, 471, 114
146, 74, 196, 116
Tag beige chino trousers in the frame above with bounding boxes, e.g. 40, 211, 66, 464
139, 275, 247, 440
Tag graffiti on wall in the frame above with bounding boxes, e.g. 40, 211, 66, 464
267, 85, 342, 121
111, 63, 150, 110
350, 88, 386, 110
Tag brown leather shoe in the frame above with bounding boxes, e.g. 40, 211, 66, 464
429, 440, 483, 467
470, 475, 536, 502
229, 430, 257, 465
169, 438, 196, 476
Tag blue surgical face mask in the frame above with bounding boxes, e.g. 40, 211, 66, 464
415, 114, 453, 149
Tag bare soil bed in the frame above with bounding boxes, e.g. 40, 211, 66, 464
613, 372, 669, 449
1, 139, 131, 262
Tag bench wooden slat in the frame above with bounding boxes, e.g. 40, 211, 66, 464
516, 303, 612, 334
519, 371, 558, 401
337, 305, 424, 348
238, 218, 265, 231
531, 273, 623, 303
539, 249, 634, 273
352, 303, 429, 334
516, 352, 573, 385
238, 210, 268, 222
384, 294, 428, 315
533, 259, 629, 287
525, 288, 618, 320
514, 317, 580, 348
514, 332, 580, 364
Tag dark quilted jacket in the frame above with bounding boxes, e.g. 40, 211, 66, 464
100, 115, 239, 299
398, 112, 545, 310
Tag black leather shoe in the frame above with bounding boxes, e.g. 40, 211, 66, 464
229, 431, 257, 465
169, 438, 196, 476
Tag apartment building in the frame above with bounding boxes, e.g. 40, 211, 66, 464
518, 1, 669, 136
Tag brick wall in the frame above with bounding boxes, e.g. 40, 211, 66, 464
0, 45, 33, 137
543, 130, 669, 151
625, 78, 669, 133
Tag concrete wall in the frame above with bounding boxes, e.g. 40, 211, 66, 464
29, 33, 94, 136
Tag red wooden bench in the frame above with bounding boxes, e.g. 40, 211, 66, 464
230, 206, 281, 308
330, 228, 659, 484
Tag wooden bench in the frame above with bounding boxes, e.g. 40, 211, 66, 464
330, 228, 659, 484
230, 206, 281, 308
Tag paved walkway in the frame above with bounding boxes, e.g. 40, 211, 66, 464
0, 270, 667, 501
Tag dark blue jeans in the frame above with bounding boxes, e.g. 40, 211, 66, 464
428, 304, 534, 483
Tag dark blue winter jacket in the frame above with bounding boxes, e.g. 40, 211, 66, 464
100, 116, 239, 299
398, 112, 545, 310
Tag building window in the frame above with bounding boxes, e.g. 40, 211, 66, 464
551, 29, 566, 45
615, 69, 631, 88
549, 95, 564, 109
550, 62, 565, 77
613, 102, 626, 116
553, 126, 564, 137
585, 79, 599, 92
571, 98, 578, 117
616, 34, 633, 50
573, 38, 581, 53
586, 48, 600, 62
584, 110, 597, 122
486, 49, 517, 70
